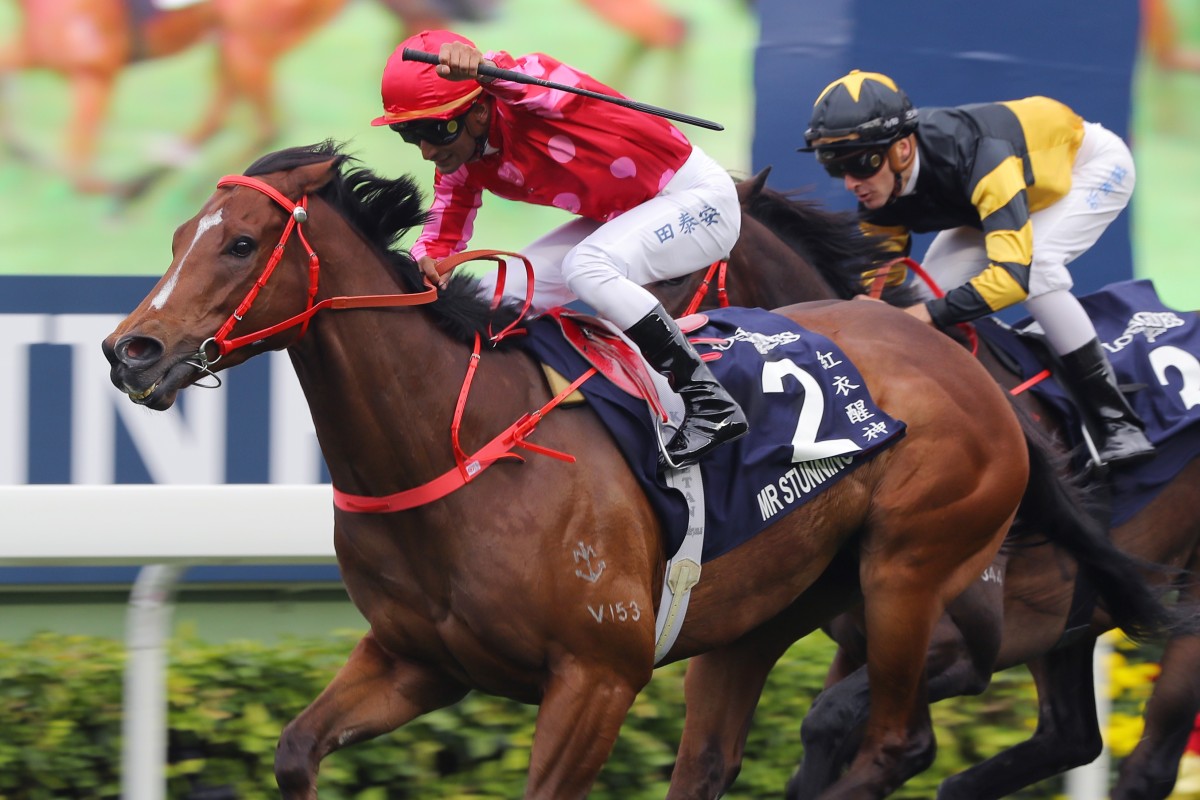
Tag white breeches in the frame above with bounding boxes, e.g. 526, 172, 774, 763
476, 145, 741, 329
916, 122, 1135, 354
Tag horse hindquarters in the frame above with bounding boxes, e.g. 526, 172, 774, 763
763, 302, 1027, 798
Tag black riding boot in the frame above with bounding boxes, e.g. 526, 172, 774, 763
1058, 338, 1155, 467
624, 304, 748, 468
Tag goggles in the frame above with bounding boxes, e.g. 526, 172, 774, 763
389, 109, 471, 146
816, 147, 888, 180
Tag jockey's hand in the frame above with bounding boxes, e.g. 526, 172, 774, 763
418, 256, 445, 289
436, 42, 496, 83
852, 294, 884, 303
903, 302, 934, 325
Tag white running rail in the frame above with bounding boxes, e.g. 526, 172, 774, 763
0, 485, 335, 800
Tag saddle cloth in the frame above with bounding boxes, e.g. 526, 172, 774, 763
520, 306, 907, 562
975, 279, 1200, 526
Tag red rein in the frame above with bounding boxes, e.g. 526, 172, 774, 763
211, 175, 591, 513
687, 254, 1047, 397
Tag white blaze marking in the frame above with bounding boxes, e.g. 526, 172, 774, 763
152, 209, 223, 309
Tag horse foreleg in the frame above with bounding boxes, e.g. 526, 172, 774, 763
667, 637, 799, 798
787, 664, 870, 800
671, 555, 861, 800
274, 631, 468, 800
1114, 575, 1200, 800
0, 39, 35, 163
119, 49, 239, 202
787, 590, 1001, 800
937, 637, 1101, 800
181, 50, 237, 154
524, 660, 645, 799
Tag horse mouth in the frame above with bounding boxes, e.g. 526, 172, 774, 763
125, 381, 160, 402
118, 359, 200, 410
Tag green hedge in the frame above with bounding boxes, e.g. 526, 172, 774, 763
0, 630, 1086, 798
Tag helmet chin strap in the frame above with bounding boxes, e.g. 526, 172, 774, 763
885, 136, 915, 202
468, 100, 491, 162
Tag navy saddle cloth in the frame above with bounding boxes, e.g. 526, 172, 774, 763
975, 279, 1200, 526
520, 306, 907, 562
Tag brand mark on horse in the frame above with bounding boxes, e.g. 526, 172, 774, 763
572, 541, 606, 583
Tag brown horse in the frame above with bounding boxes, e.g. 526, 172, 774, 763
100, 141, 1090, 798
648, 170, 1200, 800
0, 0, 684, 199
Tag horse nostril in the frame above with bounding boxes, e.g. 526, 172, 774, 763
116, 336, 164, 367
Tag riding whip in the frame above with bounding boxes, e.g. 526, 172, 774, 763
401, 48, 724, 131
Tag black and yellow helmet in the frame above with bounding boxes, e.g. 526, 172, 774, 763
800, 70, 918, 152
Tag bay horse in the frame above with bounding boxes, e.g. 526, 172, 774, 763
0, 0, 683, 200
648, 170, 1200, 800
104, 141, 1111, 799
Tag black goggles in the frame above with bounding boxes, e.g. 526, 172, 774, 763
389, 110, 470, 146
816, 147, 888, 180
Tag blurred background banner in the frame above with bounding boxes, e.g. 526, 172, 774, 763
0, 0, 754, 277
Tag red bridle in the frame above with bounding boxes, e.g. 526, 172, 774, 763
195, 173, 583, 513
681, 259, 729, 316
197, 174, 440, 368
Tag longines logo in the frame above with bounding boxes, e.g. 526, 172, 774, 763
1104, 310, 1187, 354
709, 327, 802, 355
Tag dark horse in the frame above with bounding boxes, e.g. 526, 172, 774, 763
649, 169, 1200, 800
102, 141, 1136, 798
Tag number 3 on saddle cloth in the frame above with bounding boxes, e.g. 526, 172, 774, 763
520, 306, 907, 566
974, 279, 1200, 527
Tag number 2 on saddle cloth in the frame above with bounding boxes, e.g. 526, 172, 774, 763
521, 305, 908, 565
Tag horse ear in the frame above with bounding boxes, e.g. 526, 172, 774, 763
736, 166, 772, 205
289, 158, 342, 196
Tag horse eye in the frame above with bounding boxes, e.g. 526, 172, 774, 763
228, 236, 256, 258
656, 277, 686, 287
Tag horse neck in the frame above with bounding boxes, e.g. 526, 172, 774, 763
281, 222, 498, 498
735, 215, 840, 307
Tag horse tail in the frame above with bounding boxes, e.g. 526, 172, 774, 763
1011, 403, 1189, 642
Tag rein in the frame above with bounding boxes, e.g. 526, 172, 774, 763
681, 260, 728, 316
870, 257, 1049, 396
691, 252, 1047, 397
206, 173, 597, 513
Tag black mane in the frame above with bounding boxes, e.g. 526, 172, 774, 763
744, 186, 921, 306
244, 141, 523, 346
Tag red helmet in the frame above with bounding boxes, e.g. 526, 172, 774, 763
370, 30, 484, 127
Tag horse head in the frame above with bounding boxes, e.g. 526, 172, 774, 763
102, 141, 428, 410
